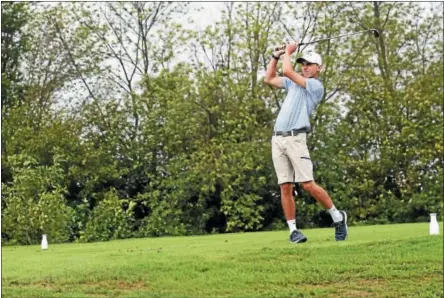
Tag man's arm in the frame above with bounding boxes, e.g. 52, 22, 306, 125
282, 43, 307, 89
264, 50, 285, 88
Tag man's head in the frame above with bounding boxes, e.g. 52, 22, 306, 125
296, 52, 322, 78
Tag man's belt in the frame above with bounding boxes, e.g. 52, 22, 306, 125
273, 128, 309, 137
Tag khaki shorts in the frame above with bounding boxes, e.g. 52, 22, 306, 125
272, 133, 313, 184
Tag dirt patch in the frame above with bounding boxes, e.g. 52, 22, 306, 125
290, 278, 388, 298
355, 278, 387, 287
92, 280, 148, 290
297, 276, 442, 298
329, 289, 373, 298
32, 279, 151, 291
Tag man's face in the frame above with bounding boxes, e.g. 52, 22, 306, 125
301, 61, 321, 78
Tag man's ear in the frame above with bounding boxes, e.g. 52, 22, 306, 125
318, 65, 322, 73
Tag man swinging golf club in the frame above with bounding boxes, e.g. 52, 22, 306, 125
264, 42, 348, 243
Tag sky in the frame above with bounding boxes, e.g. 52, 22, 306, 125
186, 2, 224, 31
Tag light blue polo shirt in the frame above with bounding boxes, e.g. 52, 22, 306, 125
274, 77, 324, 132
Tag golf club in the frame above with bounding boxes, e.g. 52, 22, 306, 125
274, 29, 380, 50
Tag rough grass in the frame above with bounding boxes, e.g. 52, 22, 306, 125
2, 222, 443, 297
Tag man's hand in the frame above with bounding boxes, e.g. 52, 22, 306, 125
272, 48, 286, 59
265, 46, 285, 88
285, 42, 298, 55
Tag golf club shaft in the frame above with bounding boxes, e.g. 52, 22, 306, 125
274, 29, 379, 50
300, 29, 379, 45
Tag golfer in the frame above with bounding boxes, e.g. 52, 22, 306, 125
264, 42, 348, 243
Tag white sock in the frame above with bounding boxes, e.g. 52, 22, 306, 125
287, 219, 297, 233
328, 205, 343, 223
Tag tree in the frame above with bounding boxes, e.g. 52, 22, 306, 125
1, 2, 31, 184
1, 2, 442, 245
328, 2, 443, 222
1, 2, 30, 112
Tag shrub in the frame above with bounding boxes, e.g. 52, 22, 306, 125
81, 189, 133, 242
1, 154, 73, 245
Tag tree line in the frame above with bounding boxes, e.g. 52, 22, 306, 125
1, 2, 442, 245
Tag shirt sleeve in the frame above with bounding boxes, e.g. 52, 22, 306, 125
283, 77, 292, 91
306, 78, 324, 104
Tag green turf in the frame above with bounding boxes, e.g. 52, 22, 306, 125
2, 222, 443, 297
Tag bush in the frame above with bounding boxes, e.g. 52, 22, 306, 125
81, 189, 133, 242
135, 191, 188, 237
1, 154, 73, 245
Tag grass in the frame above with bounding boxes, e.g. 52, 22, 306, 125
2, 222, 443, 298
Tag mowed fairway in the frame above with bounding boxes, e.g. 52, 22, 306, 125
2, 223, 443, 298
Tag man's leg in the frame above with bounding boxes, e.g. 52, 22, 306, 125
272, 136, 307, 243
284, 133, 347, 241
280, 183, 295, 221
280, 182, 307, 243
300, 181, 348, 240
299, 181, 333, 209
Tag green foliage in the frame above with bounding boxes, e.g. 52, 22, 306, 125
135, 191, 189, 237
82, 189, 133, 242
1, 154, 73, 245
1, 2, 30, 110
1, 2, 442, 245
326, 2, 444, 224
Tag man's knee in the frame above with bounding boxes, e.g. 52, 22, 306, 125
280, 182, 293, 194
300, 181, 316, 192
